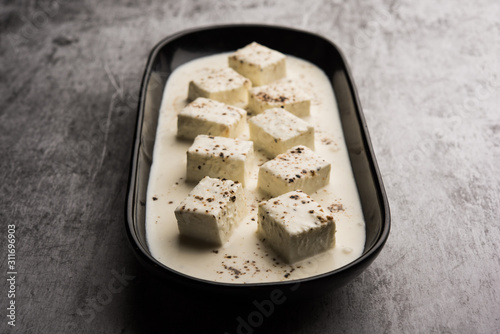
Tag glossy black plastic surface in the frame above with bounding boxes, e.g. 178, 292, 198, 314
126, 24, 390, 300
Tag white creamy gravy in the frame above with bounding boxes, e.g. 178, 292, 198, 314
145, 53, 366, 283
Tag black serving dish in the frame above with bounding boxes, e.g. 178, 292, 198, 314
126, 24, 390, 301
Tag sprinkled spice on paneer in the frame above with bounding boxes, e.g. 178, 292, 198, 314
258, 190, 335, 263
175, 176, 247, 245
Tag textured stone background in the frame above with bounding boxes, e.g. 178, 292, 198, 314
1, 0, 499, 333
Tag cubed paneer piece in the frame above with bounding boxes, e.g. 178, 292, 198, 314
188, 68, 252, 107
248, 79, 311, 117
258, 145, 330, 197
175, 176, 247, 245
258, 190, 335, 263
249, 108, 314, 158
177, 98, 246, 140
187, 135, 254, 186
228, 42, 286, 86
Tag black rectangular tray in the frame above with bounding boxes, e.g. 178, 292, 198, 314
126, 24, 390, 300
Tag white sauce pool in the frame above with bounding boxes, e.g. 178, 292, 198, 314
145, 53, 366, 283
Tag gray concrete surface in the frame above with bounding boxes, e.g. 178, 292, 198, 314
1, 0, 499, 333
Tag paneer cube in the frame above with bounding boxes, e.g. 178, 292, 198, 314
177, 98, 246, 140
187, 135, 254, 186
258, 145, 330, 197
175, 176, 247, 245
248, 79, 311, 117
248, 108, 314, 158
188, 68, 252, 107
258, 190, 335, 263
228, 42, 286, 86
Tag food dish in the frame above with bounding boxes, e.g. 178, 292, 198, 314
126, 24, 390, 300
146, 47, 367, 283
